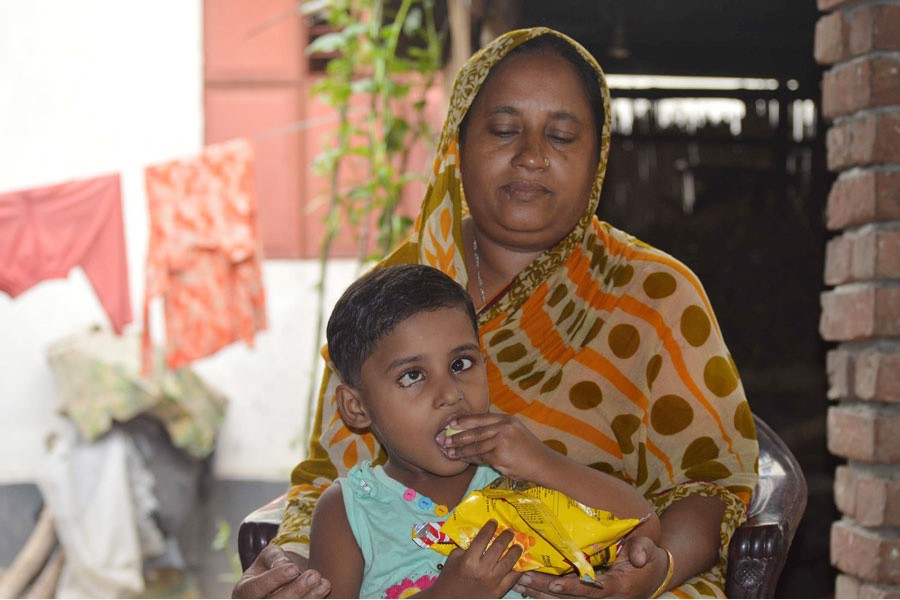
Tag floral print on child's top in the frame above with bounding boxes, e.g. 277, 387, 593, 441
141, 138, 267, 374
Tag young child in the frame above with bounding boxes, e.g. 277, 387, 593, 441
308, 264, 660, 598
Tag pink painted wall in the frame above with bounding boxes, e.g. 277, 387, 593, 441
204, 0, 444, 259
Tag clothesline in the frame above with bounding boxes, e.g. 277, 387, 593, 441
0, 138, 268, 372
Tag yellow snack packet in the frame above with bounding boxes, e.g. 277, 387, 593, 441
413, 477, 645, 581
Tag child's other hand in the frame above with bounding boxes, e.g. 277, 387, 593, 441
438, 413, 553, 482
423, 519, 522, 598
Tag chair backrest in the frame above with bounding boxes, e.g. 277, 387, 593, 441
239, 414, 808, 598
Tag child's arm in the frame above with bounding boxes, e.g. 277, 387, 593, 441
308, 483, 364, 598
439, 414, 662, 541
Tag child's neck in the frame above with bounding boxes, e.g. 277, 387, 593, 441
382, 462, 479, 509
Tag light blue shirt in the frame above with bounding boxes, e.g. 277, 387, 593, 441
341, 461, 524, 599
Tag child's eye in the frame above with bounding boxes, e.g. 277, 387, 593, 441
450, 357, 474, 373
398, 370, 424, 388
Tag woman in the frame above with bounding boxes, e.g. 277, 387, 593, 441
234, 27, 758, 599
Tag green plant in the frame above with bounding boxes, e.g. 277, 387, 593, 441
301, 0, 443, 439
211, 520, 243, 584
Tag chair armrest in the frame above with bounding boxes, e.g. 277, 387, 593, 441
725, 416, 808, 598
726, 520, 784, 598
238, 495, 287, 572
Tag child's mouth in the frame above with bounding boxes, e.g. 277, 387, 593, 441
435, 419, 466, 450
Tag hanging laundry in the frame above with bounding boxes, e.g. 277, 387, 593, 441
0, 174, 132, 333
142, 138, 267, 374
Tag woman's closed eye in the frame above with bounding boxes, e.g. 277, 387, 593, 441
490, 127, 519, 139
548, 129, 577, 144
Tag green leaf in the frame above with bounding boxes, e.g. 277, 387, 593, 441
211, 520, 231, 551
403, 7, 423, 36
351, 78, 375, 94
307, 32, 347, 54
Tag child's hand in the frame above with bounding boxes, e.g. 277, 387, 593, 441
422, 519, 523, 598
438, 413, 553, 482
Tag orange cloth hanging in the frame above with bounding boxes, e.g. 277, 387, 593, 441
142, 138, 267, 374
0, 174, 132, 333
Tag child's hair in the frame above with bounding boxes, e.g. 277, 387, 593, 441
326, 264, 479, 388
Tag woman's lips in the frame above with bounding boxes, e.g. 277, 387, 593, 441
501, 181, 550, 200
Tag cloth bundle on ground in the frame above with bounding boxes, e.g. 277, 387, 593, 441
47, 326, 227, 460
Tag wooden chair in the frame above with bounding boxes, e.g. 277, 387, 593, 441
238, 415, 806, 598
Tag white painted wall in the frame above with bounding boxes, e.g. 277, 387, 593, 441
0, 0, 355, 482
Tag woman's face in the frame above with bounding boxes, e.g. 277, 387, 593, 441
460, 50, 599, 253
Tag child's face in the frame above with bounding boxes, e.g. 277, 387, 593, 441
355, 306, 489, 477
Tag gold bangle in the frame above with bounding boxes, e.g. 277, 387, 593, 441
649, 546, 674, 599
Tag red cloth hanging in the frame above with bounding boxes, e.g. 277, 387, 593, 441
142, 138, 267, 373
0, 174, 132, 333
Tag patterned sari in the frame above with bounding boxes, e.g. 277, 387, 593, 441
275, 27, 758, 598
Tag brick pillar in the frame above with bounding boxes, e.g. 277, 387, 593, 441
816, 1, 900, 597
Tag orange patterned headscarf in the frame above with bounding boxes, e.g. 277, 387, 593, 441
278, 28, 757, 597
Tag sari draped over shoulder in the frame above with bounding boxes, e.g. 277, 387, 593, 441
274, 27, 758, 598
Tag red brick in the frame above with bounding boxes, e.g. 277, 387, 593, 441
835, 574, 861, 599
857, 473, 900, 527
875, 286, 900, 338
826, 111, 900, 171
819, 0, 857, 11
828, 345, 900, 403
827, 169, 900, 230
827, 347, 853, 400
851, 227, 878, 280
815, 11, 848, 65
834, 465, 900, 526
837, 572, 900, 598
821, 285, 872, 341
828, 404, 900, 462
858, 580, 900, 598
828, 225, 900, 284
831, 518, 900, 583
873, 227, 900, 279
820, 284, 900, 341
836, 464, 857, 515
856, 344, 900, 402
825, 233, 853, 285
816, 5, 900, 65
823, 56, 900, 119
849, 4, 900, 56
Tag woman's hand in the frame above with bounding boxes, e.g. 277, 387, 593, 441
438, 413, 552, 482
231, 545, 331, 599
420, 520, 523, 598
513, 536, 670, 599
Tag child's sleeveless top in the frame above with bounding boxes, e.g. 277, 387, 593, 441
341, 461, 523, 599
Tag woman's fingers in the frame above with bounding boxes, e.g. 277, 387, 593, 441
514, 572, 607, 599
268, 570, 332, 599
